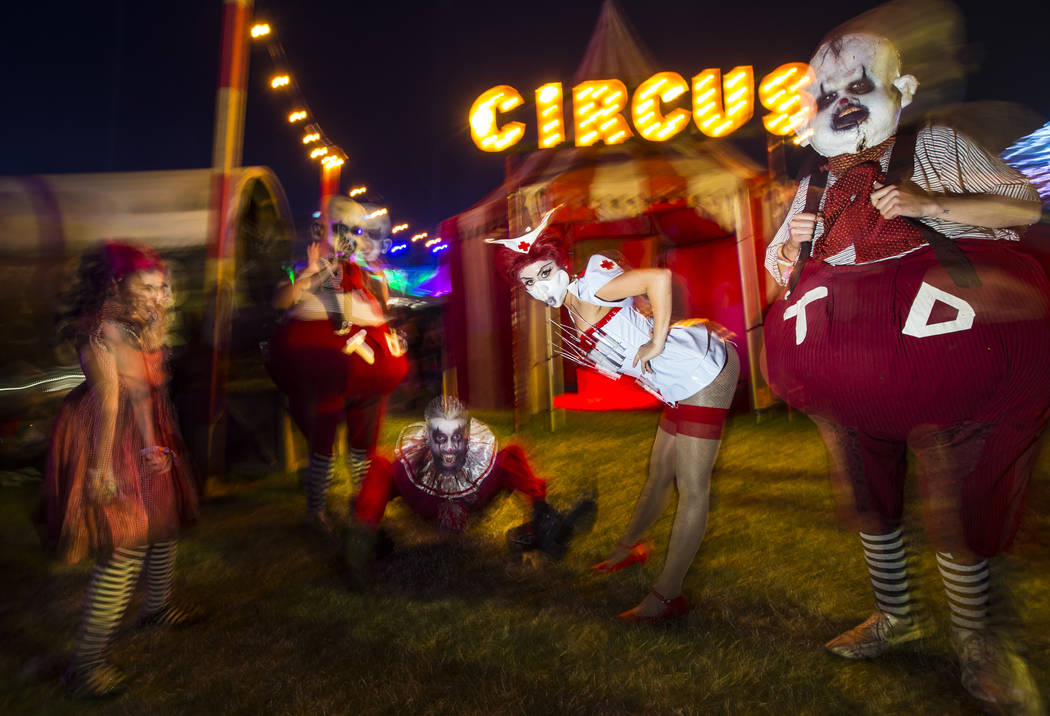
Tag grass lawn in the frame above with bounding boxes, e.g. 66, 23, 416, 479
1, 407, 1047, 714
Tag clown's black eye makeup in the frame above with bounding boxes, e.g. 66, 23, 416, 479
817, 91, 837, 112
847, 76, 874, 95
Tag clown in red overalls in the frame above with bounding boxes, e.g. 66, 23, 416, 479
763, 32, 1047, 711
268, 196, 408, 534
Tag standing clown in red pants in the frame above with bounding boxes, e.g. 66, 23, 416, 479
343, 395, 597, 585
763, 31, 1048, 711
268, 196, 408, 533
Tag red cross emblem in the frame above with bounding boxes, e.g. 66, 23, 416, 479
518, 241, 531, 251
601, 259, 614, 270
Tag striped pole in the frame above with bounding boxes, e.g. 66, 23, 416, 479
320, 162, 341, 228
202, 0, 253, 484
732, 183, 776, 411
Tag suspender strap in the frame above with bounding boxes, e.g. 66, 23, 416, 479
888, 124, 981, 288
786, 149, 827, 296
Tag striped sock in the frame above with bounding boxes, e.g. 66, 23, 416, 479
141, 541, 177, 616
348, 448, 371, 489
306, 453, 335, 518
860, 529, 914, 621
937, 552, 991, 634
73, 546, 147, 668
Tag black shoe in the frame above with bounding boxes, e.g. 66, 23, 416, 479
341, 524, 377, 590
558, 491, 598, 544
506, 521, 538, 557
62, 661, 127, 698
375, 528, 395, 559
135, 603, 206, 630
529, 493, 599, 561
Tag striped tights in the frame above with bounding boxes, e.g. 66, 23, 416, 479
348, 447, 371, 489
72, 541, 177, 668
305, 452, 335, 518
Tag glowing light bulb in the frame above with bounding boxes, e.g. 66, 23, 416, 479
250, 24, 271, 38
271, 75, 290, 89
573, 80, 631, 146
759, 63, 814, 136
691, 67, 753, 139
535, 82, 564, 149
469, 85, 525, 152
631, 72, 690, 142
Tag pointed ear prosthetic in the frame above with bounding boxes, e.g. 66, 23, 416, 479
893, 74, 919, 108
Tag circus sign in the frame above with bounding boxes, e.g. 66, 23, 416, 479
469, 63, 815, 152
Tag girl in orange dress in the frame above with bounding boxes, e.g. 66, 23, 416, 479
38, 242, 199, 697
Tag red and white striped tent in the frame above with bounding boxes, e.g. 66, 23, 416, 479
440, 1, 792, 415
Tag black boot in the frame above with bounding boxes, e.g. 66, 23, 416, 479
557, 491, 598, 546
341, 523, 378, 590
508, 493, 598, 561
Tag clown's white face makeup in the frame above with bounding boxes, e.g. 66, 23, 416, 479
803, 33, 917, 157
518, 259, 570, 308
427, 417, 470, 474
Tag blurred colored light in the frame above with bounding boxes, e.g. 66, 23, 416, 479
289, 111, 307, 123
251, 24, 271, 38
271, 75, 290, 89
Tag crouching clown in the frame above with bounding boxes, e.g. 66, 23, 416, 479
763, 31, 1048, 711
343, 395, 597, 584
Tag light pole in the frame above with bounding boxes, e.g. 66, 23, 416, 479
202, 0, 253, 485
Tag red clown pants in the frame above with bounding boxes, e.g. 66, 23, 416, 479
267, 318, 408, 457
353, 445, 548, 529
764, 240, 1050, 557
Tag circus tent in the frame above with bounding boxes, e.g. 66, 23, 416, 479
440, 1, 793, 418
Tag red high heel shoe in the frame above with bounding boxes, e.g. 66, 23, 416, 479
617, 588, 690, 623
591, 541, 650, 573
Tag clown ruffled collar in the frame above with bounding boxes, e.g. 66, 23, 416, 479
396, 418, 498, 499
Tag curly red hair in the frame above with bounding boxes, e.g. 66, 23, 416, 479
499, 230, 570, 284
57, 241, 168, 342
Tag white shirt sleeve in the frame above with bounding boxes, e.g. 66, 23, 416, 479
912, 125, 1039, 240
765, 177, 811, 286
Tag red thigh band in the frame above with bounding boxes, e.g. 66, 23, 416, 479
659, 404, 727, 439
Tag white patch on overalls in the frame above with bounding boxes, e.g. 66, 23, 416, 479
783, 286, 829, 345
902, 282, 975, 338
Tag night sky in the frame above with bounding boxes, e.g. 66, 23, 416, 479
3, 0, 1048, 235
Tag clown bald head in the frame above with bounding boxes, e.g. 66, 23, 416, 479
803, 32, 918, 157
326, 195, 367, 257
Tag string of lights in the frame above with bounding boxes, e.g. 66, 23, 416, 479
248, 19, 448, 255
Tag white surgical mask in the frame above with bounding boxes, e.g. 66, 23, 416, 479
520, 260, 570, 308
